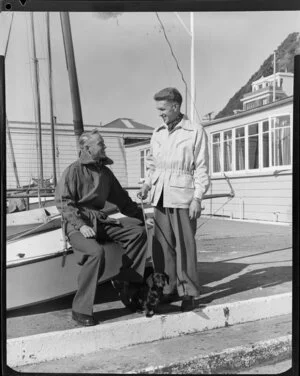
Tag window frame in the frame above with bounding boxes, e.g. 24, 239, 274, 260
140, 147, 150, 180
210, 113, 292, 176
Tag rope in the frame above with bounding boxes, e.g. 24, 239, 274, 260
7, 213, 61, 242
139, 197, 150, 241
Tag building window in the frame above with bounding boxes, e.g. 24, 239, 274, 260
140, 148, 150, 179
212, 133, 221, 173
262, 121, 270, 168
235, 127, 245, 170
210, 114, 291, 175
223, 130, 232, 171
248, 123, 259, 169
271, 115, 291, 166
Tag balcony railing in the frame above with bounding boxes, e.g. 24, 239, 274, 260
242, 86, 285, 99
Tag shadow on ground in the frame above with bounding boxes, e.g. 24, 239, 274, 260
198, 263, 292, 306
7, 256, 292, 320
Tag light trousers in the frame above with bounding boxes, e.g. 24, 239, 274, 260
152, 205, 200, 297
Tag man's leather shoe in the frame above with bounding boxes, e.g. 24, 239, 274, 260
111, 279, 132, 308
181, 296, 195, 312
72, 311, 97, 326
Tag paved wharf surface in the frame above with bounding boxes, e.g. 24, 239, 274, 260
6, 217, 293, 372
7, 217, 292, 338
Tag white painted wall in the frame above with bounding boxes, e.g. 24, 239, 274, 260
203, 98, 293, 223
125, 141, 151, 203
6, 122, 152, 189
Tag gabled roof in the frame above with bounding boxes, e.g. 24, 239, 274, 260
102, 118, 153, 130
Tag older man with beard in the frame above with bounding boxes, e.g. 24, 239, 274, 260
56, 129, 148, 326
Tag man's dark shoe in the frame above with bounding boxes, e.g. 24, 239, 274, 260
181, 296, 195, 312
160, 292, 179, 304
111, 279, 132, 308
72, 311, 98, 326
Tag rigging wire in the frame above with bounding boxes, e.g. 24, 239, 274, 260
155, 12, 188, 115
196, 196, 234, 230
4, 12, 14, 58
155, 12, 202, 123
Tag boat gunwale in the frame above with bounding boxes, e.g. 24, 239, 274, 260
7, 248, 74, 269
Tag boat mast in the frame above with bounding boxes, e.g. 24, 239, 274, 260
2, 14, 20, 188
60, 12, 84, 151
190, 12, 195, 123
0, 55, 6, 206
30, 12, 44, 198
46, 12, 57, 186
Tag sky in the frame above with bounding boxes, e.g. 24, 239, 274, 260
1, 11, 300, 128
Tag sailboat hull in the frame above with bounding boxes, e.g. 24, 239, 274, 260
6, 229, 141, 311
7, 212, 154, 311
7, 243, 126, 311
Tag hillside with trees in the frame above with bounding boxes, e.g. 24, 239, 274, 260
215, 32, 300, 119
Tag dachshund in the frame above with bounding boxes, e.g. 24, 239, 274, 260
130, 272, 169, 317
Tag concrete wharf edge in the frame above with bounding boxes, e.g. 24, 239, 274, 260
128, 335, 292, 374
7, 292, 292, 367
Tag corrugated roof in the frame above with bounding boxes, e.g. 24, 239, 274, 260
102, 118, 154, 130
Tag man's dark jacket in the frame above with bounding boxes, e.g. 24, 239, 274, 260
55, 150, 144, 237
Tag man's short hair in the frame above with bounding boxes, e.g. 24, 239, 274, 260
79, 128, 102, 150
154, 87, 182, 105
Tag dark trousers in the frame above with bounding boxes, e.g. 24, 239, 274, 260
152, 205, 200, 297
69, 217, 147, 315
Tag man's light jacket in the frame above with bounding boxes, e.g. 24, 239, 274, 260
144, 115, 210, 208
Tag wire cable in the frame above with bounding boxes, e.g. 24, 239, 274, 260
155, 13, 188, 112
155, 13, 202, 123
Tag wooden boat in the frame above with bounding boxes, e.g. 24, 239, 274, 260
6, 210, 154, 311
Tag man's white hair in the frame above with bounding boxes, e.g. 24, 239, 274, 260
78, 128, 102, 150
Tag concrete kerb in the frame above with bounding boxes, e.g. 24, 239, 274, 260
130, 335, 292, 374
7, 292, 292, 368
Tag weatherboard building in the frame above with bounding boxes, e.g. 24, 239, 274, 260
124, 72, 293, 224
6, 118, 153, 200
203, 72, 293, 224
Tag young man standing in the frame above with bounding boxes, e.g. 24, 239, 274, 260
139, 87, 210, 311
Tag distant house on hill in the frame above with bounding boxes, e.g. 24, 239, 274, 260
203, 74, 293, 223
240, 72, 293, 111
6, 119, 153, 193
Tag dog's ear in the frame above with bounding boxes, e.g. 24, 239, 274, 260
163, 272, 169, 284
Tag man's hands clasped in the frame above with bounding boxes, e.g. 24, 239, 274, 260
80, 225, 96, 238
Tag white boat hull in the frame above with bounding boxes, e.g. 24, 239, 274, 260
7, 211, 154, 310
7, 242, 127, 310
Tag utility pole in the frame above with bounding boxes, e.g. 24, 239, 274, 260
60, 12, 84, 151
46, 12, 57, 186
30, 13, 44, 204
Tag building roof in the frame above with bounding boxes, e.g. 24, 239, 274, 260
202, 96, 293, 128
101, 118, 154, 131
